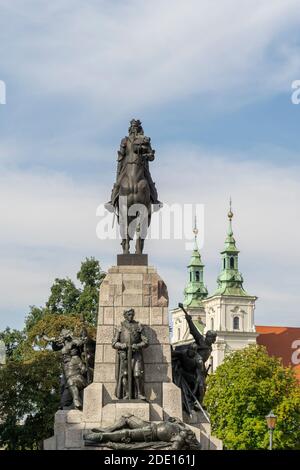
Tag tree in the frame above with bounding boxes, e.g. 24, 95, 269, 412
0, 257, 104, 450
76, 257, 106, 324
204, 345, 300, 450
46, 278, 80, 315
0, 352, 60, 450
0, 327, 26, 362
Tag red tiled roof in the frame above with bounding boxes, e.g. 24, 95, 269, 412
256, 325, 300, 382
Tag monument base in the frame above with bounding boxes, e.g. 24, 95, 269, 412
43, 404, 222, 450
43, 263, 222, 450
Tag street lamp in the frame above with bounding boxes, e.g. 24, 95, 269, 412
265, 411, 277, 450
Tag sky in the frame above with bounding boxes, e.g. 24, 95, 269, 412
0, 0, 300, 330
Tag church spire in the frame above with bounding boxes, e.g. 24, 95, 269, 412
214, 199, 249, 296
183, 217, 208, 307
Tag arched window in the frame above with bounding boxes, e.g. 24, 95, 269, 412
211, 317, 214, 330
230, 256, 235, 269
195, 270, 200, 282
190, 272, 192, 282
223, 258, 226, 269
233, 316, 240, 330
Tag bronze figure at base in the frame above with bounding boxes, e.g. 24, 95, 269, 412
112, 308, 148, 400
84, 414, 201, 450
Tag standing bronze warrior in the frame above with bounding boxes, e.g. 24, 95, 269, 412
112, 309, 148, 400
172, 304, 217, 415
43, 328, 95, 410
105, 119, 162, 254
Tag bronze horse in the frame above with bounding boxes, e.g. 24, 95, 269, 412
106, 120, 161, 254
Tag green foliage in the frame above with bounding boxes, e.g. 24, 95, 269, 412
0, 257, 104, 450
25, 306, 45, 332
0, 327, 26, 361
204, 345, 300, 449
46, 278, 80, 315
76, 257, 106, 325
0, 352, 60, 450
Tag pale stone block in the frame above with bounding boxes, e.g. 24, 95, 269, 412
43, 436, 56, 450
94, 344, 103, 363
65, 424, 83, 448
94, 363, 116, 382
143, 284, 151, 295
163, 382, 182, 420
103, 307, 114, 325
162, 345, 172, 364
114, 294, 123, 306
143, 295, 151, 307
103, 382, 117, 404
101, 295, 115, 307
83, 383, 103, 422
115, 402, 150, 421
145, 325, 170, 344
114, 307, 125, 325
123, 293, 143, 306
101, 403, 116, 427
150, 404, 163, 421
99, 280, 110, 300
143, 344, 163, 363
133, 306, 150, 324
147, 267, 156, 273
109, 285, 116, 297
119, 266, 147, 273
122, 273, 143, 281
150, 307, 163, 325
54, 410, 67, 424
162, 307, 170, 326
54, 422, 65, 450
145, 363, 170, 382
84, 422, 102, 429
144, 382, 162, 404
143, 273, 153, 284
66, 410, 83, 424
97, 306, 104, 325
123, 279, 143, 293
107, 266, 119, 273
96, 325, 114, 343
103, 344, 116, 363
108, 273, 123, 285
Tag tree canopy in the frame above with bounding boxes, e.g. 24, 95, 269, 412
204, 345, 300, 450
0, 257, 104, 450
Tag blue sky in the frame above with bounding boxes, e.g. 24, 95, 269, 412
0, 0, 300, 329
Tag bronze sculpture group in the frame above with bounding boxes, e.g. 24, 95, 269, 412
172, 304, 217, 416
42, 327, 95, 410
84, 415, 201, 450
43, 120, 218, 450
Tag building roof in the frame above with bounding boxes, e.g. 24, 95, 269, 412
256, 325, 300, 382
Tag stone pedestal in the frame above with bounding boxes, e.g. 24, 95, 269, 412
43, 264, 222, 450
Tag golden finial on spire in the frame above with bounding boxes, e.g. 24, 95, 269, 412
228, 197, 233, 221
193, 216, 198, 237
193, 216, 199, 250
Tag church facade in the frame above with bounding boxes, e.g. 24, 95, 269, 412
171, 203, 257, 372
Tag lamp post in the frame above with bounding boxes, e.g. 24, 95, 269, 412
265, 411, 277, 450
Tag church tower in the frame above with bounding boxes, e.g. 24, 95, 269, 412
171, 219, 208, 345
202, 200, 257, 370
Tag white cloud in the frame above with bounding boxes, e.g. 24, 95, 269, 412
1, 0, 300, 123
0, 145, 299, 329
